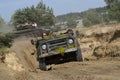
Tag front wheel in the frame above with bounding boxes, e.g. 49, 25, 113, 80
39, 58, 46, 71
76, 48, 83, 61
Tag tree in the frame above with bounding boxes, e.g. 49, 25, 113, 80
0, 16, 5, 25
104, 0, 120, 21
83, 9, 103, 27
83, 18, 92, 27
67, 19, 77, 28
11, 2, 55, 27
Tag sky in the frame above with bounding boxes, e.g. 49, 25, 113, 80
0, 0, 106, 22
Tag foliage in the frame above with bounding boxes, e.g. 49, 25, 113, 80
83, 9, 103, 27
56, 7, 108, 27
0, 16, 5, 25
55, 7, 107, 23
104, 0, 120, 22
83, 18, 92, 27
56, 12, 81, 23
0, 33, 14, 48
67, 19, 77, 28
11, 2, 55, 28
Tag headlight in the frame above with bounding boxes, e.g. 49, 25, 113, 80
68, 39, 74, 44
42, 44, 47, 50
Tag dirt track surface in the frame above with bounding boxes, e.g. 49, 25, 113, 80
0, 37, 119, 80
39, 61, 120, 80
30, 61, 120, 80
0, 60, 120, 80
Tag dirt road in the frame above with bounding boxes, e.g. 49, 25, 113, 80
28, 60, 119, 80
1, 60, 120, 80
2, 37, 118, 80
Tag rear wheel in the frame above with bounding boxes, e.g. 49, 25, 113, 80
76, 48, 83, 61
39, 58, 46, 71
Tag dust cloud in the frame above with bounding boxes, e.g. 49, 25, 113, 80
0, 24, 15, 34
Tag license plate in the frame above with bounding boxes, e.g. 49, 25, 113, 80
65, 48, 77, 52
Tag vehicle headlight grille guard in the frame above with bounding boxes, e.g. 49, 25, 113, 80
46, 38, 67, 52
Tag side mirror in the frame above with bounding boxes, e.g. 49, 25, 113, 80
31, 39, 34, 45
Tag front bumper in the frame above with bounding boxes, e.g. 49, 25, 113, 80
39, 48, 77, 58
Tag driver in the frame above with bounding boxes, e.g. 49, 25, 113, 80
66, 29, 74, 35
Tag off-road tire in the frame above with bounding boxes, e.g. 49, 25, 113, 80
39, 58, 46, 71
75, 39, 83, 61
76, 48, 83, 61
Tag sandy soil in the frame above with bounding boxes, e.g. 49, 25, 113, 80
0, 25, 120, 80
1, 37, 119, 80
1, 60, 120, 80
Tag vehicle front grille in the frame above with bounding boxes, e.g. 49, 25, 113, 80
47, 38, 67, 52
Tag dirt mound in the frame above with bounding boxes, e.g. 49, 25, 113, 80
80, 25, 120, 60
93, 43, 120, 58
10, 37, 38, 71
0, 37, 38, 80
92, 29, 120, 58
4, 52, 24, 71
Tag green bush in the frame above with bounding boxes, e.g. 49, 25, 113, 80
0, 33, 14, 61
83, 18, 92, 27
83, 9, 103, 27
0, 33, 14, 48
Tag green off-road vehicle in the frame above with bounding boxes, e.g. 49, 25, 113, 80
31, 30, 83, 70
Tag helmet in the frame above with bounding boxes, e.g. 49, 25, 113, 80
42, 32, 47, 38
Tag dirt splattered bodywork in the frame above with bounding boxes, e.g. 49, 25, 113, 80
31, 33, 83, 70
